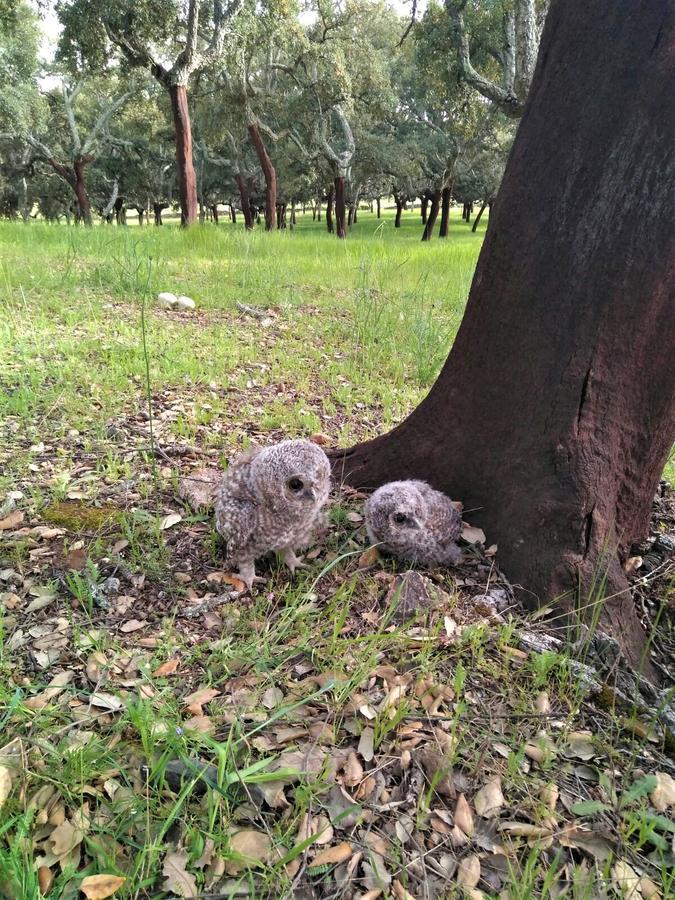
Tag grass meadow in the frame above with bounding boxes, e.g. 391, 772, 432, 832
1, 209, 674, 900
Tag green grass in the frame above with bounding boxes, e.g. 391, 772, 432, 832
0, 208, 482, 458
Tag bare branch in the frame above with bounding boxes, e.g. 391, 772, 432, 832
104, 22, 169, 85
101, 178, 119, 218
81, 91, 132, 156
398, 0, 418, 47
62, 81, 81, 154
445, 1, 524, 118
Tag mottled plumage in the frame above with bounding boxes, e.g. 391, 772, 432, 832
214, 440, 331, 590
365, 480, 462, 567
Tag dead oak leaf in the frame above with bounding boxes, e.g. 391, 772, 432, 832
309, 842, 353, 868
0, 766, 12, 809
474, 777, 505, 818
225, 830, 273, 874
153, 658, 180, 677
0, 510, 24, 531
650, 771, 675, 812
162, 848, 197, 897
80, 874, 127, 899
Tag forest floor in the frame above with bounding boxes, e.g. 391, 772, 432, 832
0, 213, 673, 900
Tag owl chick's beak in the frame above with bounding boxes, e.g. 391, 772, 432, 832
303, 486, 316, 501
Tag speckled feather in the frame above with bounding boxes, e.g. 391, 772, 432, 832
365, 480, 462, 567
214, 440, 331, 587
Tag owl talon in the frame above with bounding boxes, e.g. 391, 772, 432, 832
281, 549, 309, 575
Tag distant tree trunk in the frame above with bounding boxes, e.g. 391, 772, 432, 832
334, 176, 347, 239
276, 203, 287, 229
331, 0, 675, 670
439, 185, 452, 238
472, 200, 488, 232
421, 189, 441, 241
46, 155, 94, 226
247, 121, 277, 231
376, 197, 381, 218
290, 200, 296, 228
326, 186, 334, 234
394, 194, 403, 228
137, 207, 145, 225
211, 204, 219, 224
312, 204, 316, 221
317, 197, 322, 221
234, 174, 254, 230
153, 202, 168, 225
231, 205, 236, 223
114, 196, 126, 225
348, 205, 354, 227
421, 191, 429, 223
168, 83, 198, 227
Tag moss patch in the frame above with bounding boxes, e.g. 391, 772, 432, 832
42, 500, 121, 532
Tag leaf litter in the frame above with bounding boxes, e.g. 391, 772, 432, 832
1, 386, 674, 898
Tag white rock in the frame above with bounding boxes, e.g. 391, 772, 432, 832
157, 291, 178, 308
175, 295, 196, 310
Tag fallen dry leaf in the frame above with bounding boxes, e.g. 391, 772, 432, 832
474, 777, 504, 818
226, 830, 273, 874
535, 691, 551, 713
461, 523, 485, 544
49, 820, 83, 857
358, 547, 380, 569
564, 731, 596, 761
37, 867, 53, 895
159, 513, 182, 531
310, 842, 353, 867
162, 848, 197, 897
455, 793, 474, 837
309, 433, 330, 446
0, 766, 12, 808
296, 813, 334, 848
638, 876, 662, 900
0, 510, 24, 530
558, 826, 614, 861
80, 873, 127, 899
342, 751, 364, 787
178, 468, 221, 510
184, 687, 220, 715
358, 727, 374, 763
153, 658, 180, 677
499, 822, 552, 838
650, 771, 675, 812
120, 619, 146, 634
262, 686, 284, 709
457, 854, 481, 888
612, 860, 641, 898
65, 546, 87, 571
182, 715, 214, 734
25, 670, 74, 710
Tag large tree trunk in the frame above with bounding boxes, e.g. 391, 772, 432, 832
334, 176, 347, 239
331, 0, 675, 668
72, 157, 92, 226
247, 122, 277, 231
394, 194, 403, 228
421, 189, 441, 241
234, 174, 254, 230
326, 186, 334, 234
438, 185, 452, 238
168, 83, 198, 227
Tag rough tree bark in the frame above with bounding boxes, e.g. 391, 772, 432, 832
421, 191, 429, 223
234, 174, 254, 230
334, 176, 347, 239
472, 200, 488, 232
46, 155, 94, 226
169, 84, 198, 226
153, 202, 168, 225
438, 185, 452, 238
247, 122, 277, 231
421, 189, 441, 241
332, 0, 675, 667
326, 186, 334, 234
394, 194, 403, 228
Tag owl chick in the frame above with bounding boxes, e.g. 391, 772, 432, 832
365, 480, 462, 567
214, 439, 331, 591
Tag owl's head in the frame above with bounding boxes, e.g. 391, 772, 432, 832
365, 481, 426, 542
256, 440, 331, 507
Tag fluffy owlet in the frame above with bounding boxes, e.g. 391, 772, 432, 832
214, 439, 331, 591
364, 480, 463, 567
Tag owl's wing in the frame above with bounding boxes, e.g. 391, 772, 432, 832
219, 497, 257, 562
426, 492, 462, 542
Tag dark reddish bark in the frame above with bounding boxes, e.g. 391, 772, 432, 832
234, 174, 254, 230
394, 194, 403, 228
247, 122, 277, 231
472, 200, 488, 232
47, 155, 94, 225
376, 197, 381, 218
334, 176, 347, 239
421, 189, 441, 241
326, 186, 334, 234
211, 204, 219, 224
168, 84, 198, 227
421, 191, 429, 223
439, 185, 452, 238
331, 0, 675, 667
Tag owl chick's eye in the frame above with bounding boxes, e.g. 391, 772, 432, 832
288, 477, 304, 492
393, 512, 407, 524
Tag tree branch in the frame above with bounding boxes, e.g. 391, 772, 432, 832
62, 81, 82, 155
445, 1, 524, 118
